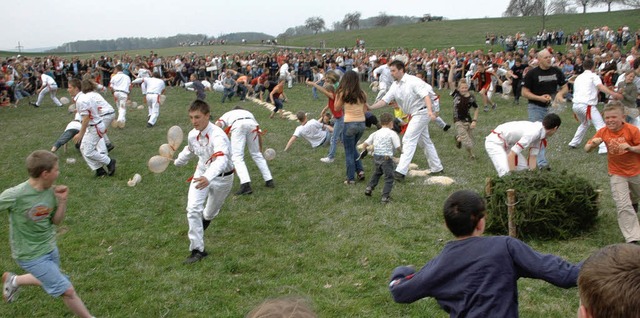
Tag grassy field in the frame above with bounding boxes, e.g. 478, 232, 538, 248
0, 77, 623, 317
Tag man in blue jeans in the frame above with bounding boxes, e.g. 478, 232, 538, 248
522, 48, 568, 169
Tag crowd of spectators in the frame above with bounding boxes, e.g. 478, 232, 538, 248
0, 23, 638, 109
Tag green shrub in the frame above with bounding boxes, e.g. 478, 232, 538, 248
485, 170, 599, 240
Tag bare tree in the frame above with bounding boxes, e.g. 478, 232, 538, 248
332, 21, 345, 31
575, 0, 590, 12
593, 0, 623, 10
503, 0, 545, 16
549, 0, 578, 13
375, 12, 393, 27
341, 12, 361, 30
305, 17, 325, 34
622, 0, 640, 8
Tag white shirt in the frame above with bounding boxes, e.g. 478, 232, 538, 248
85, 91, 115, 116
383, 73, 432, 115
76, 93, 103, 126
293, 119, 328, 148
279, 63, 290, 76
216, 109, 258, 131
136, 68, 151, 78
110, 72, 131, 93
174, 122, 233, 181
572, 70, 602, 105
373, 65, 392, 88
40, 74, 57, 88
491, 121, 546, 156
363, 127, 401, 156
133, 77, 165, 94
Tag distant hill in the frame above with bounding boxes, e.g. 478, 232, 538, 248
46, 32, 273, 53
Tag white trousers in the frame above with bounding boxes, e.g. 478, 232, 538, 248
37, 85, 62, 106
374, 83, 388, 102
114, 92, 128, 123
80, 125, 110, 170
485, 134, 528, 177
146, 94, 160, 125
186, 173, 234, 252
569, 103, 607, 153
230, 124, 272, 184
396, 113, 443, 174
101, 113, 115, 145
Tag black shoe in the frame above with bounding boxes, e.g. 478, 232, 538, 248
357, 148, 368, 161
265, 180, 275, 188
202, 219, 211, 231
393, 171, 405, 182
491, 103, 497, 110
29, 102, 39, 107
357, 171, 365, 181
235, 182, 253, 195
106, 143, 115, 152
443, 124, 451, 132
107, 158, 116, 176
183, 250, 208, 264
364, 186, 372, 196
455, 136, 462, 149
147, 123, 154, 128
381, 196, 391, 204
95, 167, 107, 177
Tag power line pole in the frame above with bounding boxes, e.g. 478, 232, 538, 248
16, 41, 23, 53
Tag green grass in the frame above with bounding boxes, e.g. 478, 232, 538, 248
0, 79, 623, 317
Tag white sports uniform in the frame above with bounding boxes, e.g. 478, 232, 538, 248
36, 73, 62, 107
75, 92, 111, 171
382, 73, 443, 175
216, 109, 273, 185
85, 91, 115, 147
293, 119, 331, 148
174, 122, 234, 253
373, 64, 393, 102
278, 63, 292, 88
485, 121, 547, 177
110, 71, 131, 124
132, 77, 165, 126
136, 68, 151, 94
569, 70, 608, 154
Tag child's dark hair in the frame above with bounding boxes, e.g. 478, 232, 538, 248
443, 190, 486, 237
542, 113, 561, 130
189, 99, 210, 115
26, 150, 58, 178
379, 112, 394, 125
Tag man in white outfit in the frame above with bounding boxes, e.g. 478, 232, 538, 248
278, 59, 293, 88
485, 113, 561, 177
132, 72, 165, 127
71, 79, 116, 177
215, 107, 274, 195
568, 59, 623, 153
109, 64, 132, 127
174, 100, 234, 264
369, 60, 443, 181
31, 70, 63, 107
372, 60, 393, 102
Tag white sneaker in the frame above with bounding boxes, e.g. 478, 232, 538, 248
320, 157, 334, 163
2, 272, 19, 303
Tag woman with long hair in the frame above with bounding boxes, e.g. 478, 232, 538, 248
334, 70, 367, 184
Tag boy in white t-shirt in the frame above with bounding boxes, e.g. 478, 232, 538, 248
284, 111, 334, 151
361, 113, 401, 203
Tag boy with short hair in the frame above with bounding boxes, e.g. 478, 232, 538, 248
174, 100, 235, 264
1, 150, 94, 318
388, 190, 581, 317
577, 243, 640, 318
284, 111, 333, 151
361, 113, 401, 203
585, 104, 640, 243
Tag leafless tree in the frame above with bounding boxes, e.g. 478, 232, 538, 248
593, 0, 623, 10
341, 12, 361, 30
305, 17, 325, 34
375, 12, 393, 27
503, 0, 545, 16
575, 0, 590, 12
549, 0, 578, 13
622, 0, 640, 8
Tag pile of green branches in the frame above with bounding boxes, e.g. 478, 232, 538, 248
485, 170, 599, 240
